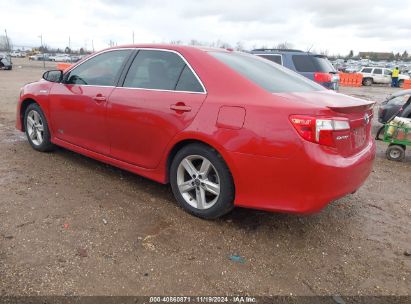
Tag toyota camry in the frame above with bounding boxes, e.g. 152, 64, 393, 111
16, 45, 375, 219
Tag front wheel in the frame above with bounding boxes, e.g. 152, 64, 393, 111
24, 103, 55, 152
170, 143, 235, 219
363, 78, 373, 86
386, 145, 405, 162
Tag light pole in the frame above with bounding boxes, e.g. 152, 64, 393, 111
38, 34, 45, 68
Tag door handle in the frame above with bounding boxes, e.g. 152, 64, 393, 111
170, 103, 191, 112
93, 95, 106, 103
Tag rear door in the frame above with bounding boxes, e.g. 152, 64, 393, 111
107, 49, 207, 168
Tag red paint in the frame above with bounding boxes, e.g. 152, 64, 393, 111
16, 44, 375, 214
216, 106, 246, 130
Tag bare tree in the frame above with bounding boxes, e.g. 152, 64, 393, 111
276, 41, 293, 50
235, 41, 244, 51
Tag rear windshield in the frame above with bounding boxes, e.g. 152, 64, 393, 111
292, 55, 336, 73
210, 52, 325, 93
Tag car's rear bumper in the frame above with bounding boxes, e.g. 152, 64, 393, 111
230, 140, 375, 213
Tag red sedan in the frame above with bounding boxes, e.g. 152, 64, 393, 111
16, 45, 375, 219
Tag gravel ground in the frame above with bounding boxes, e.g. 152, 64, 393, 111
0, 58, 410, 296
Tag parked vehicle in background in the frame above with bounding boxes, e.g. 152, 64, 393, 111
344, 66, 362, 73
0, 53, 12, 70
29, 53, 50, 61
359, 67, 410, 87
10, 51, 26, 58
16, 45, 375, 219
251, 49, 339, 90
378, 90, 411, 123
69, 55, 83, 62
49, 54, 71, 62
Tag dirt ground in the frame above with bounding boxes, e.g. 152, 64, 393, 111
0, 58, 410, 296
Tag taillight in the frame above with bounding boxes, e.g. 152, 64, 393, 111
314, 72, 332, 83
290, 115, 350, 147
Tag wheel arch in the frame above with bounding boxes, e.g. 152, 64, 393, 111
165, 136, 237, 189
19, 98, 39, 131
362, 77, 373, 85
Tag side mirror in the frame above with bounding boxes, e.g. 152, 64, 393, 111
42, 70, 63, 83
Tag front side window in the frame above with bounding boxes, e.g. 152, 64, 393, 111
384, 69, 391, 75
210, 51, 324, 93
123, 50, 204, 92
65, 50, 132, 86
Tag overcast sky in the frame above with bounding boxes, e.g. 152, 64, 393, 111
1, 0, 410, 55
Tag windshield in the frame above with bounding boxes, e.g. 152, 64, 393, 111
209, 51, 325, 93
388, 95, 410, 106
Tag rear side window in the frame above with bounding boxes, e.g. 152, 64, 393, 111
175, 65, 204, 92
66, 50, 132, 86
373, 68, 382, 74
123, 50, 204, 92
362, 68, 372, 73
257, 54, 282, 65
292, 55, 335, 73
210, 51, 325, 93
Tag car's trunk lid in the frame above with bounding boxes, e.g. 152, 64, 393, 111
275, 90, 375, 157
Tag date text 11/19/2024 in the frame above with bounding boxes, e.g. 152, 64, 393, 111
149, 296, 257, 303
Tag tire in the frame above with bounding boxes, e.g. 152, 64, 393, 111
398, 80, 404, 88
375, 125, 385, 140
363, 78, 373, 86
386, 145, 405, 162
24, 103, 55, 152
170, 143, 235, 219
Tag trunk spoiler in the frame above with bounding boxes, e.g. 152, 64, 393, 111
327, 101, 375, 114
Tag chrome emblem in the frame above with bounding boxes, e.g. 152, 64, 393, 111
364, 113, 370, 125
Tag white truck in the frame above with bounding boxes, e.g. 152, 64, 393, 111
359, 67, 410, 87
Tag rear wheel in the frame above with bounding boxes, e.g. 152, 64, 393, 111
170, 143, 235, 219
363, 78, 373, 86
24, 103, 55, 152
386, 144, 405, 162
398, 80, 404, 88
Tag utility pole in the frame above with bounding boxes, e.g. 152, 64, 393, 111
68, 36, 71, 53
38, 34, 45, 68
92, 39, 94, 52
132, 31, 135, 44
4, 29, 11, 52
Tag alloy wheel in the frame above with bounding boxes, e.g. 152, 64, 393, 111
26, 110, 44, 146
176, 155, 220, 210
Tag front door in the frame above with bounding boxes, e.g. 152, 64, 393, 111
372, 68, 384, 84
49, 49, 133, 155
107, 49, 207, 168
